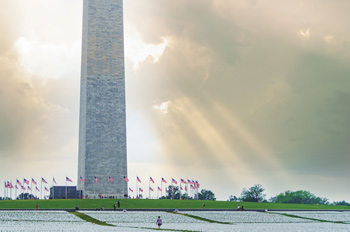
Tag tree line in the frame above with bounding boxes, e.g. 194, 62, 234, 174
228, 184, 350, 206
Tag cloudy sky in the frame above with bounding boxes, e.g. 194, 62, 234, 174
1, 0, 350, 202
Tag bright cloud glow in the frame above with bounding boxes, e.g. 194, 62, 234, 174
125, 32, 170, 69
324, 34, 334, 44
153, 100, 180, 115
14, 36, 81, 80
298, 29, 310, 39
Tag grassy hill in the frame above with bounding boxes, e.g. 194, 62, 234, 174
1, 199, 350, 210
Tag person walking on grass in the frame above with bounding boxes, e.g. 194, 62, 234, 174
156, 216, 162, 229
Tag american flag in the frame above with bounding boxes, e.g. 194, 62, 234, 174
15, 185, 18, 190
17, 179, 21, 186
109, 176, 114, 183
172, 178, 177, 184
45, 187, 49, 192
191, 185, 195, 190
195, 181, 200, 188
181, 179, 187, 184
94, 177, 98, 183
137, 176, 141, 183
36, 187, 40, 192
139, 188, 143, 192
23, 179, 29, 185
4, 182, 7, 188
185, 186, 188, 191
80, 176, 85, 183
161, 177, 167, 183
129, 188, 133, 192
187, 179, 192, 184
66, 177, 73, 182
32, 178, 37, 185
53, 178, 57, 184
158, 187, 161, 191
42, 178, 48, 184
28, 186, 32, 191
181, 187, 183, 190
123, 176, 129, 182
150, 187, 154, 191
150, 177, 154, 183
172, 187, 174, 191
21, 186, 26, 190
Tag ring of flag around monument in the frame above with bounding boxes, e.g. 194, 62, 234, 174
32, 178, 37, 185
95, 177, 98, 183
80, 176, 85, 183
137, 176, 141, 183
150, 177, 154, 183
42, 178, 48, 184
123, 176, 129, 182
172, 178, 177, 184
66, 177, 73, 182
161, 177, 167, 183
109, 176, 114, 183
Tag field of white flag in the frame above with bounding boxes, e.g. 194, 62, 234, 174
0, 210, 350, 231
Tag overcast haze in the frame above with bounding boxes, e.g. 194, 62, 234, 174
1, 0, 350, 202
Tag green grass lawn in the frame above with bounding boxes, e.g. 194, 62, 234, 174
1, 198, 350, 210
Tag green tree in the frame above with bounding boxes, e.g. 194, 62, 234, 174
165, 185, 180, 199
275, 190, 328, 205
228, 195, 238, 201
18, 193, 35, 200
333, 200, 350, 206
198, 189, 216, 200
240, 184, 266, 202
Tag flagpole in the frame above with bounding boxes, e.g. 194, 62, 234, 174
52, 177, 55, 200
149, 176, 150, 199
65, 176, 67, 200
179, 178, 181, 200
40, 177, 42, 200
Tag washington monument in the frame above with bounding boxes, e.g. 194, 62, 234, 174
77, 0, 127, 198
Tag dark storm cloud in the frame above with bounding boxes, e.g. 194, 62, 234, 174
0, 1, 80, 166
125, 0, 350, 199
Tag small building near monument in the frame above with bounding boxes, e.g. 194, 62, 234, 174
50, 186, 82, 199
